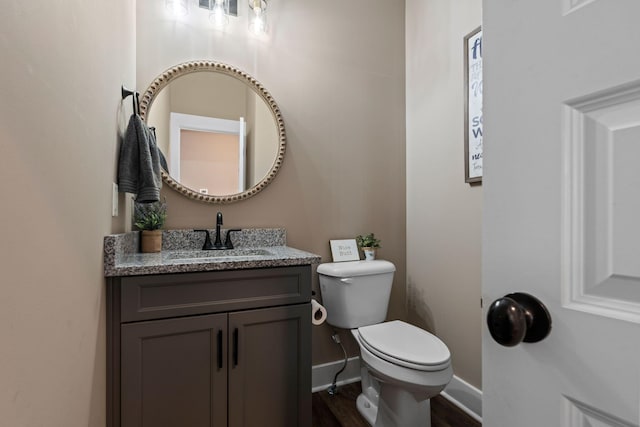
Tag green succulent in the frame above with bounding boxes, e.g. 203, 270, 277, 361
355, 233, 381, 248
134, 200, 167, 231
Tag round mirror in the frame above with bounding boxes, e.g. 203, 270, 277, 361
139, 60, 286, 203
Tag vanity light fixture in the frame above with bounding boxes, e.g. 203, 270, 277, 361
198, 0, 267, 35
248, 0, 267, 35
166, 0, 189, 17
209, 0, 229, 28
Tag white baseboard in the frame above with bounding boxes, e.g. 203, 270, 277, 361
441, 375, 483, 423
312, 359, 483, 423
312, 357, 361, 393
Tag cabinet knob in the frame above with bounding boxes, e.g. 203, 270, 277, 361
486, 292, 552, 347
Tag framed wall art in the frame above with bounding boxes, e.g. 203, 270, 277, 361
464, 26, 483, 184
329, 239, 360, 262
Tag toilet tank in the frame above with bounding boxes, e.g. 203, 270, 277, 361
317, 260, 396, 329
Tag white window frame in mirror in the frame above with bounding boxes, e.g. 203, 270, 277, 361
169, 112, 246, 193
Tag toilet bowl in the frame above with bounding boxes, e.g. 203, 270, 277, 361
317, 260, 453, 427
352, 321, 453, 426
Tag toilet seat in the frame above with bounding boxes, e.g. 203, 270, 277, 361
357, 321, 450, 371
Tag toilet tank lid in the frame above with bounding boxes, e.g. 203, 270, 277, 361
317, 260, 395, 277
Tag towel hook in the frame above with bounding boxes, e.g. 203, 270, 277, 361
121, 85, 140, 115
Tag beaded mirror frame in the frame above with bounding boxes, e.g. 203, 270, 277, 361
139, 60, 286, 204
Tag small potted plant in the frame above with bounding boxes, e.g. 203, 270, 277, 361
356, 233, 381, 261
134, 199, 167, 253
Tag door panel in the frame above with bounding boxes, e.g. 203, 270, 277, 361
482, 0, 640, 425
563, 83, 640, 323
228, 304, 311, 427
121, 314, 228, 427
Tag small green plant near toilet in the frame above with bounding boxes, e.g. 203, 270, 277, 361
356, 233, 381, 260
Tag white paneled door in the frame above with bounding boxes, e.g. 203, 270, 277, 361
482, 1, 640, 425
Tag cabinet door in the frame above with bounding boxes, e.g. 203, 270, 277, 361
121, 314, 228, 427
228, 304, 311, 427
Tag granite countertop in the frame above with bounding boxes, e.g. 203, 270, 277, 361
104, 228, 321, 277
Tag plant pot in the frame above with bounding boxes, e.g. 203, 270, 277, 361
362, 247, 376, 261
141, 230, 162, 253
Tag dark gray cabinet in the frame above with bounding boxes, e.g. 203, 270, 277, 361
121, 313, 228, 427
108, 266, 312, 427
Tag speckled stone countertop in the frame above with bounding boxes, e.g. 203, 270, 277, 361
104, 228, 321, 277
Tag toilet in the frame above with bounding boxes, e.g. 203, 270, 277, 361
318, 260, 452, 427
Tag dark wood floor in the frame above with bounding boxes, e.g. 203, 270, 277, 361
312, 382, 480, 427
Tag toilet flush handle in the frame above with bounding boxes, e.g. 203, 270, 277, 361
340, 278, 353, 284
486, 292, 552, 347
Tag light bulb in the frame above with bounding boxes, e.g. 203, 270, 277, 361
248, 0, 267, 35
209, 0, 229, 27
166, 0, 188, 17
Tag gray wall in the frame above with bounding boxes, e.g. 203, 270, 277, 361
136, 0, 406, 364
0, 1, 134, 425
406, 0, 483, 388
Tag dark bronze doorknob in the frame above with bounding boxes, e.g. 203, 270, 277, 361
486, 293, 552, 347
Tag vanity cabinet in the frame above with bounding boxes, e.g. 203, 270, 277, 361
107, 266, 312, 427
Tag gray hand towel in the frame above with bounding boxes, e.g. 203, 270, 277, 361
118, 114, 162, 202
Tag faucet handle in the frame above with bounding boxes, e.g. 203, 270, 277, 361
224, 229, 242, 249
194, 229, 214, 250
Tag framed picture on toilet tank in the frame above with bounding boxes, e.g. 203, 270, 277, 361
329, 239, 360, 262
464, 26, 483, 184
